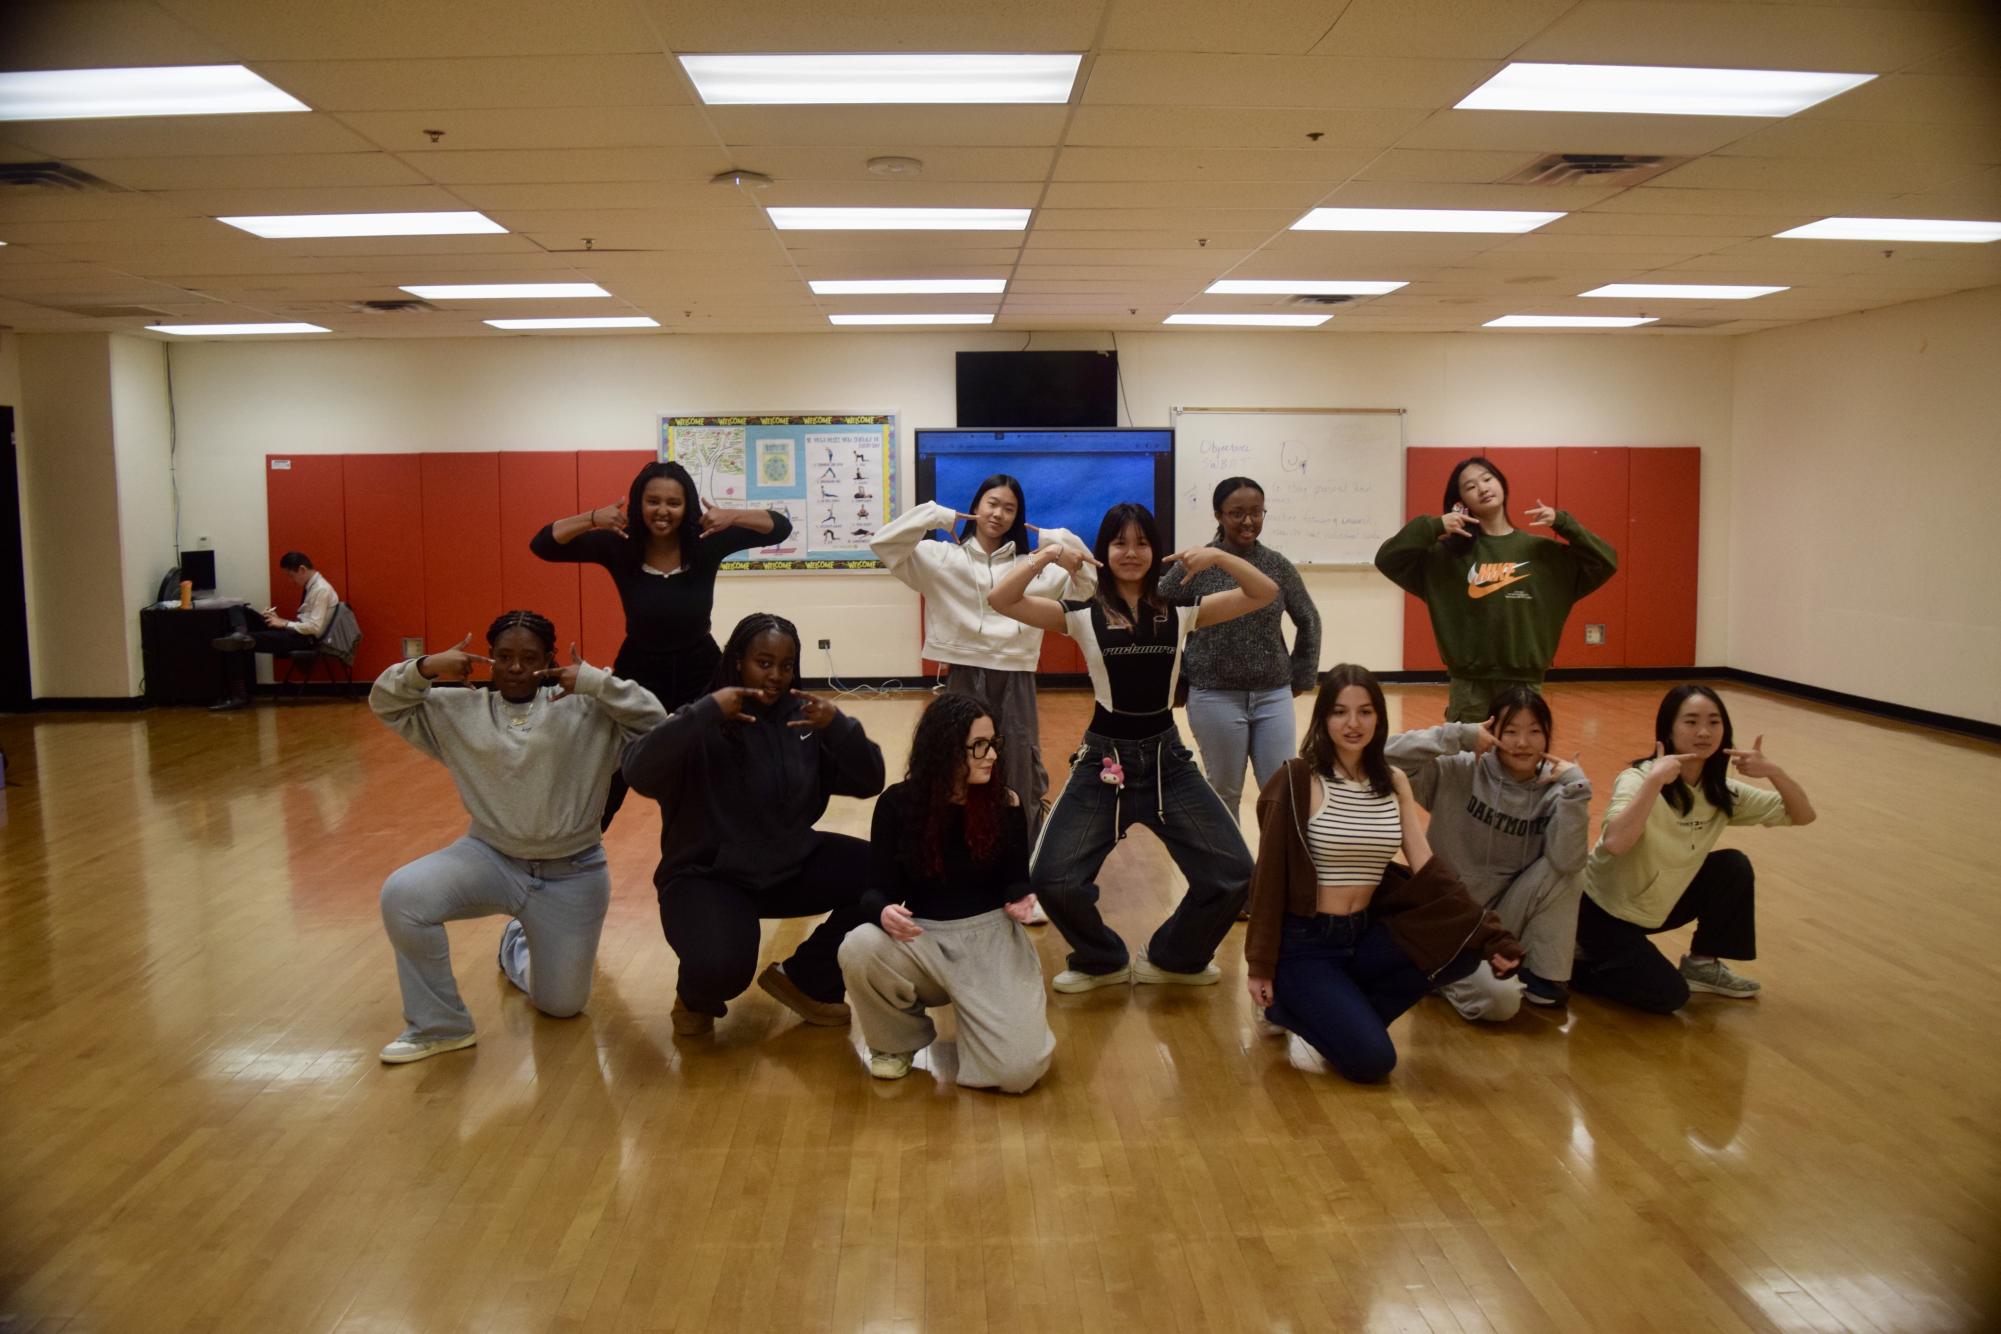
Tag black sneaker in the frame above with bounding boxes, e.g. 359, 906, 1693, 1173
211, 632, 255, 651
1521, 970, 1569, 1007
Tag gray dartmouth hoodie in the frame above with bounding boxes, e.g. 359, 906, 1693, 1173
1384, 723, 1592, 905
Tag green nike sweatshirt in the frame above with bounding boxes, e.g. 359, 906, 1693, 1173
1374, 511, 1617, 682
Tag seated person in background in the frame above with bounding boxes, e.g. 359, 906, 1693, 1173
210, 551, 339, 710
371, 611, 666, 1064
839, 693, 1054, 1092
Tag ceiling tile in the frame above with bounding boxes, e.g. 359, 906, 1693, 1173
256, 56, 691, 111
1066, 105, 1424, 149
74, 152, 427, 191
639, 0, 1104, 51
2, 1, 233, 68
145, 185, 474, 216
1355, 148, 1543, 183
1514, 1, 1979, 70
1099, 0, 1352, 54
337, 108, 720, 153
1800, 73, 2001, 125
4, 114, 381, 160
1394, 109, 1769, 156
1052, 146, 1378, 181
154, 0, 663, 58
1082, 53, 1498, 108
406, 148, 734, 185
1042, 181, 1331, 208
1714, 117, 2001, 164
730, 146, 1057, 183
1646, 155, 1974, 194
1311, 0, 1572, 58
709, 106, 1070, 148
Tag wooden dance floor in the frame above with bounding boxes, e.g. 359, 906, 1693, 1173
1, 682, 1996, 1332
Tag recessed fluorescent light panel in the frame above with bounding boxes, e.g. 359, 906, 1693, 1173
827, 314, 995, 325
400, 283, 609, 300
680, 53, 1081, 105
1205, 279, 1406, 296
1455, 63, 1875, 117
1773, 217, 2001, 243
149, 323, 329, 336
484, 317, 659, 330
1484, 315, 1658, 328
1292, 208, 1562, 234
1164, 314, 1333, 328
809, 279, 1007, 295
0, 65, 308, 121
1582, 283, 1787, 299
219, 212, 506, 238
769, 208, 1030, 231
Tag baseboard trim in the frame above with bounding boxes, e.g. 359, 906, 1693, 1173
28, 696, 148, 712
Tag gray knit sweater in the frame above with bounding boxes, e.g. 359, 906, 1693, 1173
1157, 540, 1320, 693
371, 659, 667, 860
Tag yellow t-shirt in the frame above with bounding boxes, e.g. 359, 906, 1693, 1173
1583, 764, 1791, 928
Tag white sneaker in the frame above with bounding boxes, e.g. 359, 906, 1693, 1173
1132, 953, 1221, 987
868, 1049, 913, 1080
1024, 899, 1049, 925
1052, 964, 1132, 994
379, 1032, 476, 1064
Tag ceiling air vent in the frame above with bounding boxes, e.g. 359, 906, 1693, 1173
1285, 293, 1358, 307
0, 161, 127, 192
1505, 154, 1685, 187
353, 299, 437, 314
1649, 317, 1739, 330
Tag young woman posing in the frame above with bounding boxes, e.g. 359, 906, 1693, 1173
1158, 475, 1321, 823
1386, 686, 1591, 1016
988, 502, 1273, 993
1574, 684, 1814, 1013
532, 460, 790, 827
1245, 665, 1522, 1083
838, 694, 1054, 1092
1374, 455, 1617, 723
620, 613, 886, 1036
372, 611, 666, 1064
870, 473, 1097, 851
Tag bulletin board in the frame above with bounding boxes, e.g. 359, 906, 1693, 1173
661, 412, 899, 570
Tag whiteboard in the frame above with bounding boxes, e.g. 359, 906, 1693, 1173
1172, 408, 1404, 567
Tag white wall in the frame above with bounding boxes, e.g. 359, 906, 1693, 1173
109, 335, 177, 693
157, 328, 1735, 680
1730, 285, 2001, 725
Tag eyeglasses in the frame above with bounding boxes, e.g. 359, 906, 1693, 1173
965, 737, 1004, 759
1221, 508, 1266, 521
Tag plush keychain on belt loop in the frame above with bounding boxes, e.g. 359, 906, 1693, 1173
1099, 755, 1125, 788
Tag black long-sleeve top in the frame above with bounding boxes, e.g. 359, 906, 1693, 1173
861, 781, 1032, 924
529, 513, 793, 654
621, 691, 885, 888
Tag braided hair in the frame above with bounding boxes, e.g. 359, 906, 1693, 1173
710, 611, 801, 691
901, 693, 1005, 876
486, 609, 557, 654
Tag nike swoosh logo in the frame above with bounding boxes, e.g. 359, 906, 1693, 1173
1467, 572, 1531, 599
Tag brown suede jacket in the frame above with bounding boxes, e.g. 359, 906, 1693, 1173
1245, 757, 1523, 979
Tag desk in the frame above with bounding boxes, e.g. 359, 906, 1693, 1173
140, 602, 250, 705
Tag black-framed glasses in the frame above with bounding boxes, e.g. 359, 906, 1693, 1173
966, 737, 1004, 759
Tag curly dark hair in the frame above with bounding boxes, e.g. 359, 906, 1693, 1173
901, 693, 1006, 877
623, 461, 702, 571
486, 609, 556, 654
1302, 663, 1393, 796
710, 611, 801, 691
1636, 683, 1737, 818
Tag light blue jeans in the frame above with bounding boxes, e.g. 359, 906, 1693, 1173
1184, 685, 1296, 822
379, 836, 611, 1042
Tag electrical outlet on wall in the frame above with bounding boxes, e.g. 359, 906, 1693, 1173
402, 636, 424, 658
818, 638, 831, 650
1584, 624, 1605, 645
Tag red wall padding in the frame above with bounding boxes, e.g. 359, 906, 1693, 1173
1624, 447, 1700, 667
498, 453, 582, 655
1551, 448, 1630, 670
419, 453, 503, 652
341, 455, 427, 678
264, 455, 348, 619
574, 451, 655, 667
1401, 446, 1700, 671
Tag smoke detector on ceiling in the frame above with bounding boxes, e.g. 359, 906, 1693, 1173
866, 156, 924, 177
710, 169, 774, 189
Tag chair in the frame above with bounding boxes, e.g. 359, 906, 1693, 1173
280, 602, 362, 699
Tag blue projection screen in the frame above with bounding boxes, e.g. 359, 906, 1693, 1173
914, 428, 1176, 554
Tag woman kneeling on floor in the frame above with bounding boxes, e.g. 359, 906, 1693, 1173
1245, 665, 1522, 1083
373, 611, 666, 1064
621, 612, 887, 1036
839, 693, 1054, 1091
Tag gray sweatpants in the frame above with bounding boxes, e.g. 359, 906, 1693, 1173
379, 836, 611, 1042
838, 909, 1055, 1093
943, 665, 1049, 843
1437, 858, 1581, 1022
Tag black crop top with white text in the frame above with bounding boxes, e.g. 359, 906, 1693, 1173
1061, 598, 1201, 739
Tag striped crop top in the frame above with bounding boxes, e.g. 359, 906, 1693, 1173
1304, 773, 1401, 886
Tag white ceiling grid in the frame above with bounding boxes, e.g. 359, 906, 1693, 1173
0, 0, 1992, 337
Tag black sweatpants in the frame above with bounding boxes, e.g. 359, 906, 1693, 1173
658, 832, 872, 1016
1571, 848, 1756, 1014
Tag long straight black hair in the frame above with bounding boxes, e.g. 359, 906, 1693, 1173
1441, 455, 1509, 556
957, 473, 1031, 553
1302, 664, 1394, 796
1634, 683, 1736, 817
624, 461, 703, 571
1091, 502, 1168, 629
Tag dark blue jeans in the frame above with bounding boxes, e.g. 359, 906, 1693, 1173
1271, 911, 1433, 1083
1030, 726, 1253, 976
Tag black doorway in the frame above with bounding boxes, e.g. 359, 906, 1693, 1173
0, 406, 31, 711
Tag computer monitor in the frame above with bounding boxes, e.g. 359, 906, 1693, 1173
179, 549, 217, 593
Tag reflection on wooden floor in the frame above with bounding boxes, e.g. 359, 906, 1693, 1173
1, 681, 1997, 1332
